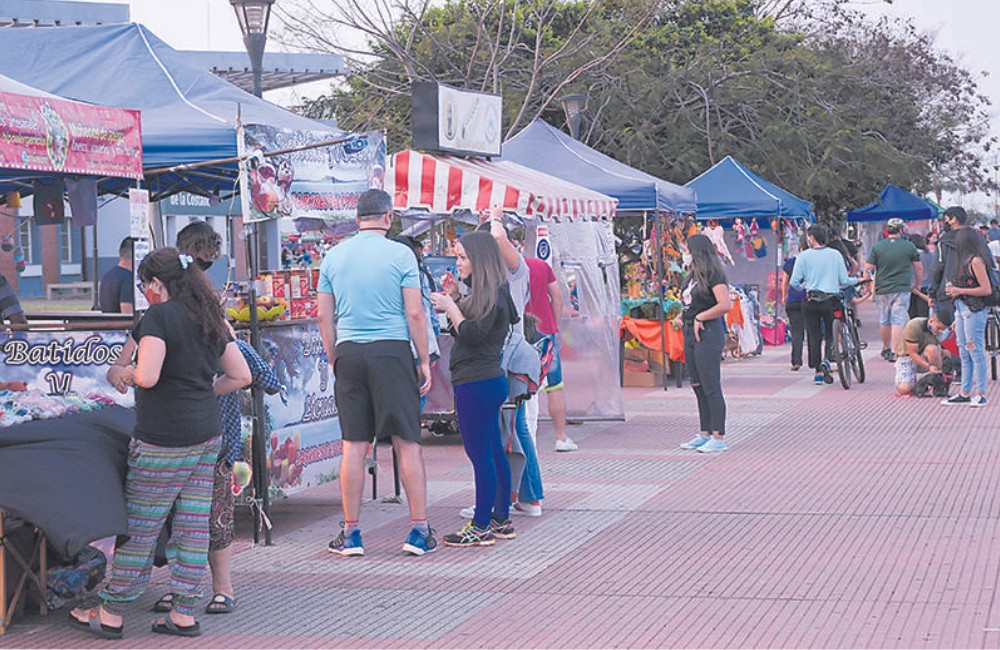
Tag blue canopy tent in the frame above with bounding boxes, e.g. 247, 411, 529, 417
503, 119, 697, 390
846, 184, 939, 222
686, 156, 814, 328
502, 119, 697, 214
685, 156, 814, 222
0, 23, 347, 200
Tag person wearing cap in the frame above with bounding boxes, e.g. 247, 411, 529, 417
316, 189, 436, 557
893, 308, 953, 396
865, 218, 922, 362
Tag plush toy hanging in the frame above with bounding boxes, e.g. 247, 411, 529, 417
704, 220, 734, 265
13, 246, 26, 273
1, 235, 12, 252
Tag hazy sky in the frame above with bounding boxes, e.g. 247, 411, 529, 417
80, 0, 1000, 207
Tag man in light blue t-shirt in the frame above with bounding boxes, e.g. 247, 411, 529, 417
317, 189, 435, 557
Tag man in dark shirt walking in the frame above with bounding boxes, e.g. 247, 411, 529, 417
99, 237, 135, 314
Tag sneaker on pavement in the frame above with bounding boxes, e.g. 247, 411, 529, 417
942, 394, 971, 405
490, 517, 517, 540
511, 501, 542, 517
402, 527, 437, 556
555, 437, 578, 452
971, 395, 987, 407
697, 437, 728, 453
328, 525, 364, 556
680, 435, 710, 450
442, 521, 495, 547
820, 361, 834, 384
813, 373, 825, 385
459, 505, 476, 519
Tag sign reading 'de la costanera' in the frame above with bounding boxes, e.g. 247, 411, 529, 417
412, 82, 502, 158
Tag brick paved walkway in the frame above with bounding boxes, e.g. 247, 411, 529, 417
5, 305, 1000, 648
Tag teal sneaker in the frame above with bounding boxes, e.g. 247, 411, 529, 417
697, 438, 727, 453
402, 527, 437, 556
328, 524, 364, 556
490, 517, 517, 540
680, 435, 710, 450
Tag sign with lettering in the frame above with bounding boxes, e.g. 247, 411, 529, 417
0, 91, 143, 179
254, 321, 341, 497
240, 125, 385, 224
0, 330, 132, 405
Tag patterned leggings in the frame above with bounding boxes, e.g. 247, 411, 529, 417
100, 436, 220, 617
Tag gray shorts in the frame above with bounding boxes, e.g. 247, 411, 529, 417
876, 292, 911, 327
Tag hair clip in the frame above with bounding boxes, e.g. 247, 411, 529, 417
179, 253, 193, 269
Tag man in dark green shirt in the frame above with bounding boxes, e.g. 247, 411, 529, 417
865, 218, 922, 362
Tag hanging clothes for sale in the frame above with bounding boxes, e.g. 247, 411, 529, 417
705, 221, 734, 265
726, 284, 762, 357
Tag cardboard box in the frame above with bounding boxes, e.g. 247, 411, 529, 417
622, 369, 665, 387
290, 271, 310, 299
290, 297, 317, 320
269, 272, 290, 299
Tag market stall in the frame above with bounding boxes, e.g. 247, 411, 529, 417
685, 156, 815, 352
846, 183, 940, 253
0, 22, 382, 543
387, 148, 624, 420
0, 76, 143, 632
502, 119, 698, 389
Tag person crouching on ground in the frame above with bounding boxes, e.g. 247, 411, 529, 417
677, 234, 733, 453
70, 248, 251, 640
431, 231, 519, 546
894, 308, 953, 396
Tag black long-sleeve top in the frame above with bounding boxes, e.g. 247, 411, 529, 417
448, 283, 518, 386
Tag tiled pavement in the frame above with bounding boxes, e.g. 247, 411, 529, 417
6, 305, 1000, 648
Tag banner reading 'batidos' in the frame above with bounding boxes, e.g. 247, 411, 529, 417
240, 125, 385, 224
0, 91, 143, 179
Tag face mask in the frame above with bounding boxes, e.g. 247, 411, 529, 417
196, 258, 214, 271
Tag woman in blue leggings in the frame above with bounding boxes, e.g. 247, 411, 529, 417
431, 230, 518, 547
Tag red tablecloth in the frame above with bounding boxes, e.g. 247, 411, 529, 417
620, 317, 685, 362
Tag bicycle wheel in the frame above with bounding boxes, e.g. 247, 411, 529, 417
986, 313, 1000, 381
833, 320, 851, 389
848, 319, 866, 383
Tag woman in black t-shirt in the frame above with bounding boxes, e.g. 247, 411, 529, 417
71, 248, 250, 641
431, 231, 518, 547
675, 234, 733, 454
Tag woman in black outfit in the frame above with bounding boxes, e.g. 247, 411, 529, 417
676, 234, 733, 453
431, 231, 519, 547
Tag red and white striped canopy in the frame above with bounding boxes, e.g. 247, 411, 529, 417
387, 150, 618, 220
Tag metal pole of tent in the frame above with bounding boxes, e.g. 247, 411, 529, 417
90, 224, 100, 311
246, 221, 272, 546
653, 211, 669, 391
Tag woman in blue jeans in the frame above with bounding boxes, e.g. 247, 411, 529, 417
431, 231, 519, 546
943, 227, 992, 407
676, 234, 733, 453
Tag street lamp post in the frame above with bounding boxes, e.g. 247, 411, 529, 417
229, 0, 274, 99
559, 93, 587, 140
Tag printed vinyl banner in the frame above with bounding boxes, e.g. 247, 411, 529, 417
241, 125, 385, 224
0, 91, 143, 179
0, 329, 133, 406
255, 322, 341, 498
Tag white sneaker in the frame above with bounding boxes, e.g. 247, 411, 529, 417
459, 505, 475, 519
971, 395, 987, 407
511, 501, 542, 517
555, 437, 578, 452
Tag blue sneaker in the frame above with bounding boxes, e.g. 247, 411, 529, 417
402, 527, 437, 556
328, 524, 364, 556
680, 435, 710, 450
697, 437, 727, 453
